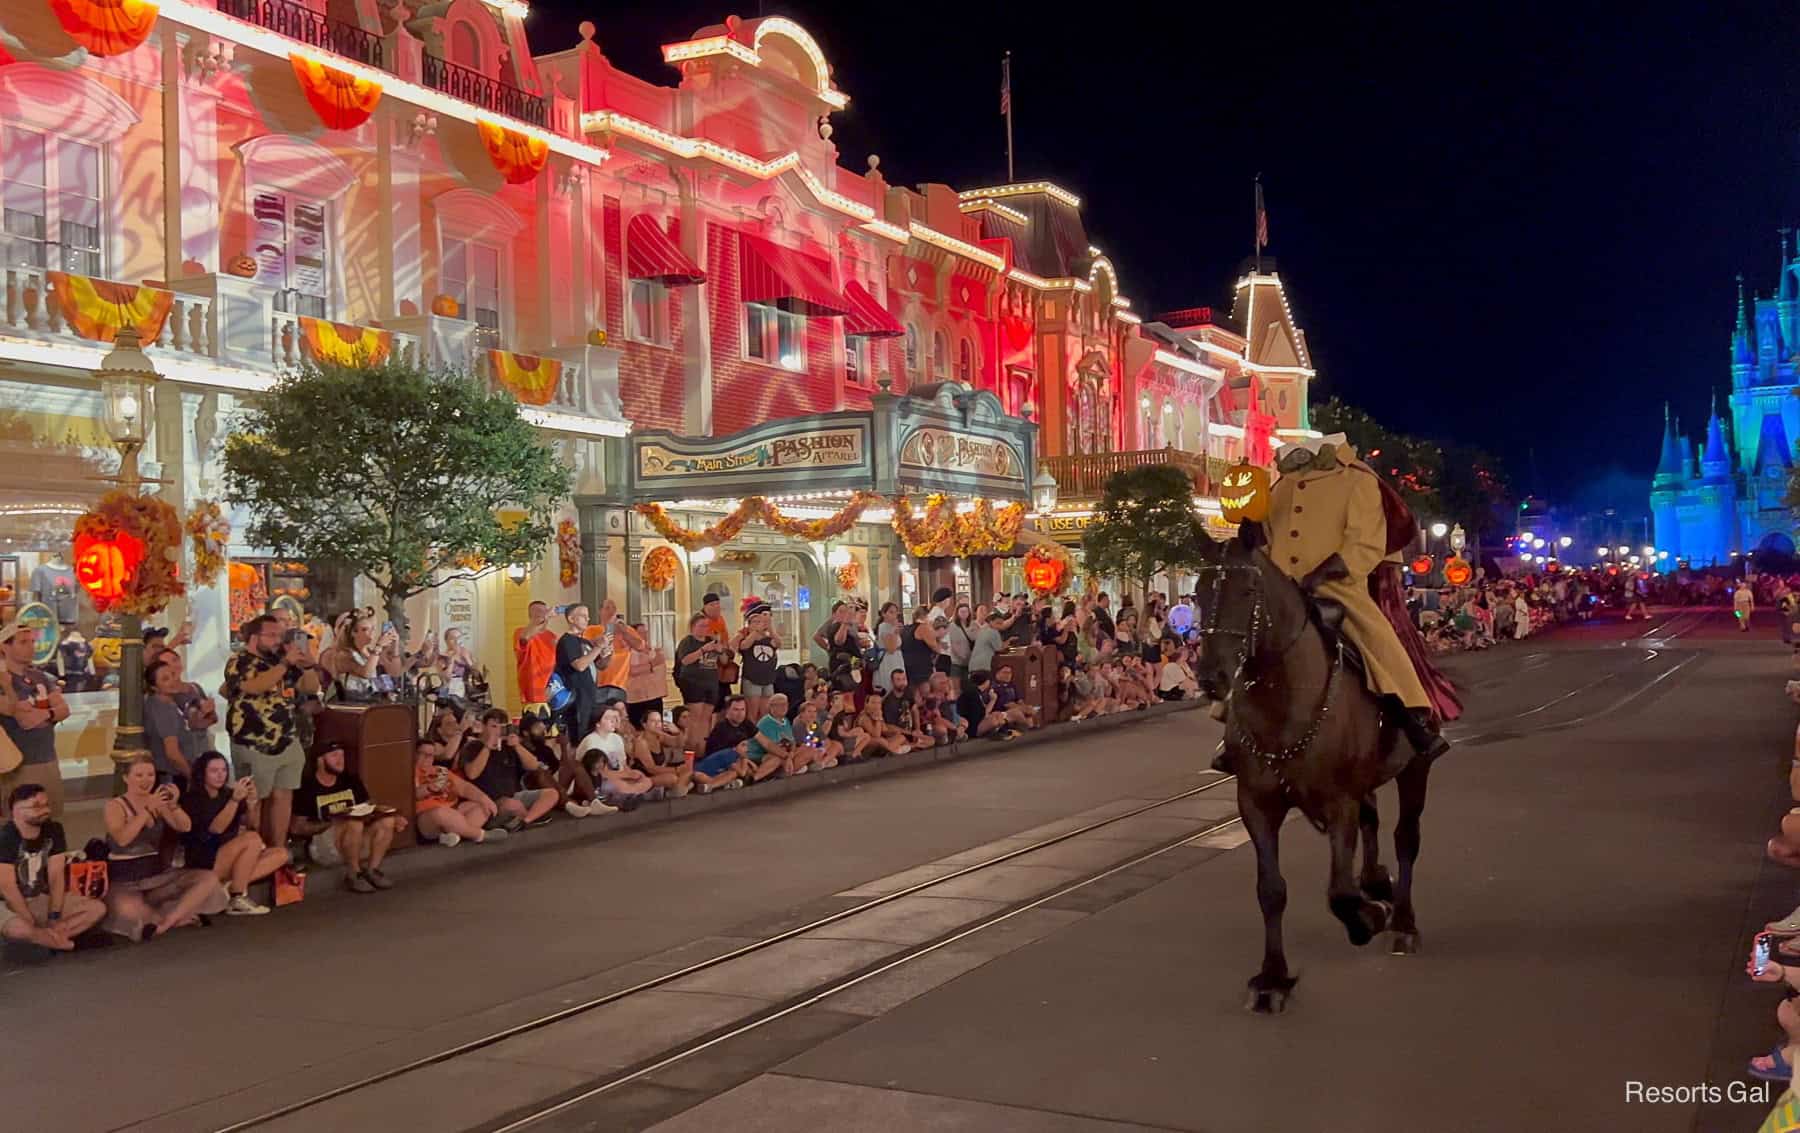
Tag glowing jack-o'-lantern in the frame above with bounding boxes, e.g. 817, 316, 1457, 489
1442, 557, 1473, 586
1409, 554, 1434, 576
1023, 544, 1070, 596
74, 527, 146, 610
1218, 463, 1270, 524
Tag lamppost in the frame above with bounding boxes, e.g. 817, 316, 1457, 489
95, 327, 161, 791
1032, 468, 1059, 514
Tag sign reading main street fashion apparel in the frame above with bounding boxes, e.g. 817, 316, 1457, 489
638, 428, 864, 478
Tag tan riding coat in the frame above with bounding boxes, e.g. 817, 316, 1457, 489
1265, 456, 1431, 710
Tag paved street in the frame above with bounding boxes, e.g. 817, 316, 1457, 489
6, 609, 1792, 1133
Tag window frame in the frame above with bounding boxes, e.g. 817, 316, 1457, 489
903, 325, 919, 373
956, 337, 974, 384
743, 301, 805, 372
627, 277, 670, 346
1, 124, 105, 278
931, 330, 948, 378
250, 186, 333, 319
442, 233, 504, 347
844, 334, 867, 386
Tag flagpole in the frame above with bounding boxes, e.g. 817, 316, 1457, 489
1253, 174, 1262, 275
1003, 52, 1015, 183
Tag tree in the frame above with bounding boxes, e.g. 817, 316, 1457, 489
223, 358, 573, 632
1081, 464, 1210, 597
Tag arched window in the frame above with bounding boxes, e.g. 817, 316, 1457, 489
451, 21, 482, 69
957, 338, 974, 383
903, 326, 919, 372
931, 331, 947, 377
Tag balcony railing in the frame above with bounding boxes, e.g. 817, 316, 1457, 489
270, 309, 420, 369
217, 0, 385, 70
3, 266, 215, 356
422, 54, 548, 127
1039, 447, 1212, 500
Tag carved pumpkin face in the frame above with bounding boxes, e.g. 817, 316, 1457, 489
93, 636, 123, 670
431, 294, 461, 318
74, 528, 146, 608
1443, 557, 1473, 586
1409, 554, 1434, 576
1219, 463, 1270, 524
226, 254, 258, 278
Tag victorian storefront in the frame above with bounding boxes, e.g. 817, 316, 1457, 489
583, 383, 1036, 660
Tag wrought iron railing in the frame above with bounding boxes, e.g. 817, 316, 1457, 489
1039, 448, 1212, 500
422, 54, 548, 127
218, 0, 386, 70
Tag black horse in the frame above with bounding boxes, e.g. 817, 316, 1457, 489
1191, 528, 1433, 1014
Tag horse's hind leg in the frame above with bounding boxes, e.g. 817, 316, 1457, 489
1357, 794, 1392, 902
1326, 797, 1391, 947
1389, 755, 1431, 955
1239, 783, 1297, 1013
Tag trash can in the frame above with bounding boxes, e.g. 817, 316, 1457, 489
315, 703, 419, 847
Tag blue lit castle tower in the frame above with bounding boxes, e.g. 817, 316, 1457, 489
1649, 258, 1800, 564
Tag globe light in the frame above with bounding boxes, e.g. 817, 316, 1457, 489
1658, 551, 1669, 560
1628, 554, 1641, 564
1558, 536, 1572, 548
1519, 531, 1535, 543
1642, 546, 1655, 558
691, 546, 716, 565
1429, 522, 1448, 538
1616, 545, 1629, 556
1532, 538, 1546, 550
1597, 547, 1609, 556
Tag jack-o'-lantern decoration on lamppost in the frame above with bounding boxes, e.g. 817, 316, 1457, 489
1218, 463, 1270, 524
74, 526, 147, 609
1409, 554, 1434, 576
1442, 557, 1473, 587
1023, 542, 1072, 596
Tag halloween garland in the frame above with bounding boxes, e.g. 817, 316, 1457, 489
890, 494, 1025, 558
74, 490, 184, 615
185, 499, 229, 589
634, 493, 881, 551
835, 558, 862, 592
641, 545, 679, 592
557, 518, 581, 587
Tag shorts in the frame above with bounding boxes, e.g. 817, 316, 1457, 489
513, 787, 551, 810
934, 654, 953, 674
740, 680, 774, 698
696, 749, 740, 777
0, 892, 102, 935
232, 739, 304, 794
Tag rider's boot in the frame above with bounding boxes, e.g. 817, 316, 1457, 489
1398, 707, 1450, 762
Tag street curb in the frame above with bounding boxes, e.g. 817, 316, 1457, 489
285, 698, 1206, 905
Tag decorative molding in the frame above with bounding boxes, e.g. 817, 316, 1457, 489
431, 186, 527, 242
235, 134, 358, 201
0, 63, 140, 142
180, 37, 235, 87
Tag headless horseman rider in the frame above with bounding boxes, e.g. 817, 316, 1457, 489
1262, 434, 1451, 763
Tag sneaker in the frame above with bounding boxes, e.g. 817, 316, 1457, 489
674, 782, 693, 797
589, 798, 618, 813
502, 814, 527, 834
794, 765, 809, 775
726, 779, 745, 790
482, 826, 510, 843
893, 745, 912, 755
438, 832, 463, 848
699, 782, 716, 795
363, 868, 394, 891
565, 800, 592, 819
226, 893, 271, 916
345, 872, 376, 894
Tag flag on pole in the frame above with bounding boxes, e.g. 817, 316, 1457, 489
1255, 179, 1269, 248
1000, 53, 1011, 116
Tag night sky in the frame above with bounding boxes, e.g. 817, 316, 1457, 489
529, 2, 1800, 509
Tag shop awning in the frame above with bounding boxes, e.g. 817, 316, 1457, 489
738, 232, 849, 317
841, 280, 905, 338
627, 213, 706, 286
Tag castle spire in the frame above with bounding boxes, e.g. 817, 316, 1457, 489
1654, 401, 1682, 482
1735, 274, 1754, 366
1702, 403, 1730, 477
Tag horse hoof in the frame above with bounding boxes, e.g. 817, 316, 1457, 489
1246, 987, 1291, 1014
1344, 900, 1392, 947
1390, 930, 1421, 956
1361, 871, 1394, 904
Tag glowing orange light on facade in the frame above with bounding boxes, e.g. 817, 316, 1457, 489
1409, 554, 1434, 575
73, 527, 145, 608
298, 316, 393, 366
487, 350, 562, 405
50, 0, 158, 56
1442, 557, 1472, 586
46, 271, 174, 344
290, 54, 383, 131
477, 121, 549, 185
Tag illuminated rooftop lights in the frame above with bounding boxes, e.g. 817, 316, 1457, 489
958, 199, 1029, 225
486, 0, 529, 18
956, 181, 1082, 209
662, 17, 849, 108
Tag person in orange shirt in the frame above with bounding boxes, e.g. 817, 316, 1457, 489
513, 601, 558, 713
582, 599, 645, 703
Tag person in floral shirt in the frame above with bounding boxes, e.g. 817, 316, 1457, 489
221, 615, 320, 855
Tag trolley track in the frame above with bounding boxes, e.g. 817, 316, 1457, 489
201, 641, 1693, 1133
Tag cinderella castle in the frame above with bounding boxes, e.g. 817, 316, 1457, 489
1650, 254, 1800, 564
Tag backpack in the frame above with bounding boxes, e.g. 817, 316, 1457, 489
543, 670, 574, 713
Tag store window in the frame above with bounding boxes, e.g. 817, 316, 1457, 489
744, 302, 804, 371
903, 325, 919, 373
845, 335, 867, 385
957, 338, 974, 384
627, 278, 669, 345
641, 580, 676, 654
932, 331, 947, 378
443, 235, 502, 349
1, 126, 102, 276
252, 188, 330, 317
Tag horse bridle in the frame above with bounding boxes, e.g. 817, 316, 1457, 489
1194, 558, 1341, 767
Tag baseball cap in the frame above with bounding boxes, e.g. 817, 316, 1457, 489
745, 600, 772, 619
0, 621, 27, 645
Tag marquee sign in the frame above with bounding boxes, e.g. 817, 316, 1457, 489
898, 426, 1019, 479
638, 426, 866, 479
630, 416, 878, 501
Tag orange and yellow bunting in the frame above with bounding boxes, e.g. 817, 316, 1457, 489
298, 316, 393, 366
46, 271, 174, 344
290, 54, 383, 131
488, 350, 562, 405
50, 0, 158, 56
477, 120, 549, 185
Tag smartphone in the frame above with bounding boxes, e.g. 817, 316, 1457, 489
381, 621, 395, 637
1756, 932, 1773, 976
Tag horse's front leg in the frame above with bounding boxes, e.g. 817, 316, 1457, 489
1327, 797, 1391, 947
1357, 794, 1392, 902
1239, 781, 1297, 1013
1389, 755, 1431, 955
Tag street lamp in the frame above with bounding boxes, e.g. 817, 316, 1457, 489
1597, 547, 1609, 557
827, 546, 853, 569
1617, 546, 1629, 556
1642, 546, 1655, 558
1558, 536, 1573, 548
94, 326, 161, 791
1032, 468, 1059, 513
1449, 524, 1466, 555
1429, 522, 1448, 538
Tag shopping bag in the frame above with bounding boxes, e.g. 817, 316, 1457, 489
273, 865, 306, 907
66, 858, 108, 900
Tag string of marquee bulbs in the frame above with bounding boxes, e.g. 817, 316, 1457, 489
633, 493, 1027, 558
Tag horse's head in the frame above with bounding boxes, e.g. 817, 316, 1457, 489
1190, 522, 1303, 695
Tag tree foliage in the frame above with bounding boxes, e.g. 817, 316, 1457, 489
1081, 464, 1210, 590
1311, 396, 1511, 538
222, 359, 572, 627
